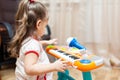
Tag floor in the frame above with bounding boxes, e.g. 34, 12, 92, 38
0, 65, 120, 80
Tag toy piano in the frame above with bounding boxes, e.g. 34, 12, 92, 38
46, 37, 104, 80
46, 45, 104, 72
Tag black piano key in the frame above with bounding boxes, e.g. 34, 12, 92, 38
57, 50, 69, 55
69, 55, 79, 60
64, 53, 70, 56
57, 50, 64, 53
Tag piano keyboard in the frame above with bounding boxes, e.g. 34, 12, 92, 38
49, 49, 80, 62
46, 45, 104, 72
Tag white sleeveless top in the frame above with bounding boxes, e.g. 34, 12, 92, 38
15, 37, 53, 80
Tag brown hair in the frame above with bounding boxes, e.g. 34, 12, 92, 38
8, 0, 47, 57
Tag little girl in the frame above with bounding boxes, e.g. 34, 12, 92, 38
8, 0, 69, 80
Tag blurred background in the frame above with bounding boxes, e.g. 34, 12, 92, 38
0, 0, 120, 80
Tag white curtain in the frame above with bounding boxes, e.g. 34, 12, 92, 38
41, 0, 120, 58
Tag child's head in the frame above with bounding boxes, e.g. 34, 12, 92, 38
8, 0, 48, 57
16, 0, 48, 37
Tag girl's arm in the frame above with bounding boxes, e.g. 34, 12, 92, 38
40, 38, 57, 46
24, 53, 68, 76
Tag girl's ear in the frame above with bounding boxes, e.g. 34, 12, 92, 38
36, 19, 42, 29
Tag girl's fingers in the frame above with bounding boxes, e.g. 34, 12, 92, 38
58, 58, 63, 61
58, 58, 70, 65
62, 60, 69, 62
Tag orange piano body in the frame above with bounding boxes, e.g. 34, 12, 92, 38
46, 45, 104, 72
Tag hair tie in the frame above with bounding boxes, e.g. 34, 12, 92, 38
29, 0, 34, 3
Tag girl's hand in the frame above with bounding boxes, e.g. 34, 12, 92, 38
52, 59, 69, 72
40, 38, 57, 46
48, 38, 57, 45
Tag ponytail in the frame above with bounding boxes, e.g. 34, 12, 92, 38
8, 0, 47, 57
8, 0, 29, 57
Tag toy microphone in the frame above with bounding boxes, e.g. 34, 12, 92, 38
66, 37, 86, 50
